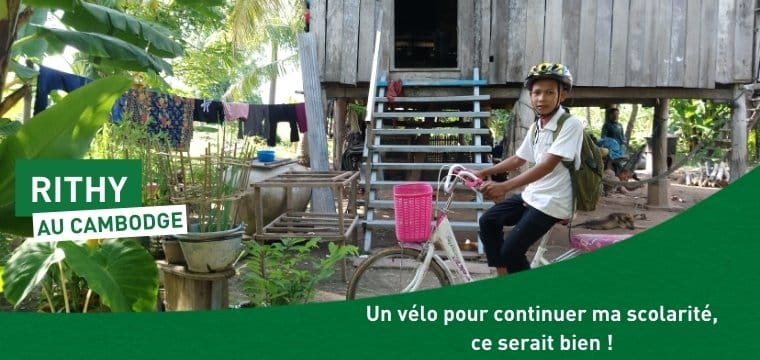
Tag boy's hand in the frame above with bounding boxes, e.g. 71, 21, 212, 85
480, 181, 509, 201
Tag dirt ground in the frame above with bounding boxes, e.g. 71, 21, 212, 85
228, 172, 721, 306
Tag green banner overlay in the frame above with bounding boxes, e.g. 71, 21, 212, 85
15, 159, 142, 216
1, 167, 759, 359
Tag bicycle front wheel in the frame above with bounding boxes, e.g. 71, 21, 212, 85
346, 246, 451, 300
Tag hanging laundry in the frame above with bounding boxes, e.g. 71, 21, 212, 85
222, 101, 249, 121
265, 104, 300, 146
123, 87, 194, 150
238, 104, 268, 139
33, 65, 91, 115
193, 99, 224, 124
294, 103, 307, 133
110, 94, 128, 123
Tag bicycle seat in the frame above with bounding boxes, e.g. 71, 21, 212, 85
570, 233, 631, 251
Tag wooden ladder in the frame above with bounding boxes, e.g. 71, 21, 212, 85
361, 68, 493, 253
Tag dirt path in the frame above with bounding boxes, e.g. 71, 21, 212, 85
227, 179, 721, 306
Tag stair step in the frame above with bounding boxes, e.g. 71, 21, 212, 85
367, 200, 493, 210
377, 79, 488, 87
364, 219, 481, 231
373, 128, 491, 136
370, 162, 491, 170
373, 111, 490, 118
369, 145, 491, 153
375, 95, 490, 103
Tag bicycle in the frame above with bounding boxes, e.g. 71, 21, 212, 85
346, 164, 633, 300
346, 164, 484, 299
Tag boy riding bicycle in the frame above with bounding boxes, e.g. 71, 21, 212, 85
475, 63, 584, 276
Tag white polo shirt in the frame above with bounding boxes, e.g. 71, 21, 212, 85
515, 107, 584, 219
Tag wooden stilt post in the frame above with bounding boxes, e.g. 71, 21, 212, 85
730, 85, 748, 182
647, 98, 670, 208
333, 98, 348, 171
298, 32, 336, 213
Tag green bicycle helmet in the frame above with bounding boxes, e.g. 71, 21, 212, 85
525, 62, 573, 90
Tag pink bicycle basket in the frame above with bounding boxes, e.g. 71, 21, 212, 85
393, 183, 433, 243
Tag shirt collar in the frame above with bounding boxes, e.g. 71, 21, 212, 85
538, 107, 566, 131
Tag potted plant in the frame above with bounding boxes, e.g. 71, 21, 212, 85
156, 130, 254, 273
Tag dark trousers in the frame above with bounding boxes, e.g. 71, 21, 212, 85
479, 194, 560, 273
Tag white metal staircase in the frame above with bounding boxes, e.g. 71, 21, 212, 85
361, 69, 493, 252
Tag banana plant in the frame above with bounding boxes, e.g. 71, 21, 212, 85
2, 239, 159, 312
0, 75, 133, 236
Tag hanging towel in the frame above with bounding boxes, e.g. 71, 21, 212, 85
294, 103, 307, 133
33, 65, 91, 114
222, 102, 249, 121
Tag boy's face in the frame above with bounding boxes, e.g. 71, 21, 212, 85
530, 79, 568, 116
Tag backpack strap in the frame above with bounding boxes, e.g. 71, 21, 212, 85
552, 112, 577, 239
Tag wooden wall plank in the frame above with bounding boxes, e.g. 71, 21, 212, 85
524, 0, 545, 78
716, 0, 736, 84
626, 0, 655, 87
734, 0, 754, 81
340, 0, 360, 85
592, 0, 612, 86
683, 0, 701, 88
655, 0, 673, 86
379, 0, 392, 72
543, 0, 563, 63
325, 0, 345, 82
459, 0, 476, 78
505, 0, 526, 82
609, 0, 629, 87
488, 0, 509, 83
560, 0, 581, 81
357, 0, 377, 82
576, 0, 597, 86
311, 0, 327, 79
668, 0, 687, 86
699, 0, 718, 88
480, 0, 492, 81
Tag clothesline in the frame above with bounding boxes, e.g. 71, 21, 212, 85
33, 65, 308, 149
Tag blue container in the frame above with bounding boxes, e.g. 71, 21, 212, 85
257, 149, 275, 162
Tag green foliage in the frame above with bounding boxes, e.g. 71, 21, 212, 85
88, 118, 171, 206
669, 99, 731, 155
243, 238, 358, 306
2, 239, 159, 312
172, 38, 244, 99
489, 109, 510, 141
32, 26, 173, 75
0, 76, 133, 236
60, 1, 184, 58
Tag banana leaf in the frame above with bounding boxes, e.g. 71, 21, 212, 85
18, 0, 75, 11
1, 241, 65, 308
61, 1, 183, 58
33, 26, 173, 74
0, 75, 132, 236
9, 60, 38, 81
58, 240, 159, 312
2, 240, 159, 312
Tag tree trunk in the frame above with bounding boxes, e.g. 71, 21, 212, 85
624, 103, 639, 147
0, 0, 22, 102
267, 41, 278, 104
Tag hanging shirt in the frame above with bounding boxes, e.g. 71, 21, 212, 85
222, 102, 249, 121
33, 65, 91, 115
124, 87, 194, 150
193, 99, 224, 124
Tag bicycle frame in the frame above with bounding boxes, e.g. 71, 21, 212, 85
400, 165, 480, 291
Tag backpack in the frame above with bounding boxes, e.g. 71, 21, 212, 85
533, 112, 604, 212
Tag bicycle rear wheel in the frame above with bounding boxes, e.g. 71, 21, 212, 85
346, 246, 451, 300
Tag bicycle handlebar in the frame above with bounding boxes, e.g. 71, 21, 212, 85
443, 164, 483, 193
